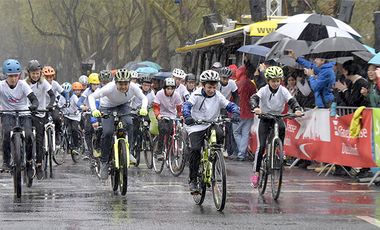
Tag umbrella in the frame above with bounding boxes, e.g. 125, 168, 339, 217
135, 67, 159, 74
237, 45, 270, 57
364, 45, 377, 55
254, 32, 291, 48
352, 51, 375, 62
153, 72, 172, 80
124, 61, 147, 70
369, 53, 380, 65
279, 13, 361, 39
308, 37, 367, 59
138, 61, 162, 70
266, 38, 311, 61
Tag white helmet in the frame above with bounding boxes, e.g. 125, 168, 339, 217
164, 78, 176, 88
211, 62, 222, 69
130, 70, 139, 79
200, 70, 220, 83
79, 75, 88, 84
172, 68, 186, 79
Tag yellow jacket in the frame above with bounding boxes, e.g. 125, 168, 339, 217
349, 106, 366, 138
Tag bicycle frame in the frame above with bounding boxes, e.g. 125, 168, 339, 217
44, 114, 56, 153
111, 112, 130, 169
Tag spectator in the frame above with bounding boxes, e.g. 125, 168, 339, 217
285, 74, 298, 96
293, 70, 315, 109
361, 64, 380, 107
335, 60, 369, 107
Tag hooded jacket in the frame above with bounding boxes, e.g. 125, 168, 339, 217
297, 57, 336, 108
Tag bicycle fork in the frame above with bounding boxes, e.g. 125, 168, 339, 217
270, 122, 279, 170
44, 124, 56, 153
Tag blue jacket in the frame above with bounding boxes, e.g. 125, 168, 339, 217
297, 57, 336, 108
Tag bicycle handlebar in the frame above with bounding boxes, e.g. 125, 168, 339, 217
257, 112, 304, 120
194, 118, 231, 125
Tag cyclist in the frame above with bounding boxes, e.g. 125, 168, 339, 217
152, 78, 182, 158
130, 70, 139, 84
99, 70, 113, 86
211, 62, 223, 71
88, 68, 148, 180
172, 68, 189, 101
250, 66, 303, 187
77, 73, 101, 157
42, 66, 70, 145
62, 82, 83, 156
183, 70, 240, 193
25, 60, 56, 179
79, 75, 88, 90
185, 73, 197, 95
0, 59, 39, 176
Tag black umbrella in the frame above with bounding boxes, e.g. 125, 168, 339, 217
266, 38, 311, 61
254, 32, 291, 48
308, 37, 367, 59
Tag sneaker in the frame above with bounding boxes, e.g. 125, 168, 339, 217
36, 165, 44, 180
251, 174, 259, 188
100, 162, 109, 180
26, 161, 35, 179
189, 180, 199, 194
223, 150, 229, 158
129, 153, 137, 164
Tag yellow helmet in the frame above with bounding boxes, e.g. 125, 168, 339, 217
88, 73, 100, 84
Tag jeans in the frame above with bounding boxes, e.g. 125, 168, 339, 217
233, 118, 253, 158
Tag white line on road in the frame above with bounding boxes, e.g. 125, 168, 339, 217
357, 216, 380, 228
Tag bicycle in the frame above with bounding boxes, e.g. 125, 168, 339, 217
90, 124, 102, 178
101, 111, 132, 196
0, 109, 36, 198
132, 114, 154, 168
256, 113, 301, 200
191, 118, 229, 211
152, 117, 186, 176
43, 111, 56, 178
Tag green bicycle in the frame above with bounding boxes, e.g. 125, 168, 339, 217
192, 118, 229, 211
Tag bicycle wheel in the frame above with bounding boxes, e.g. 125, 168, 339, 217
118, 140, 128, 196
70, 136, 81, 163
257, 156, 268, 195
152, 136, 164, 174
193, 162, 206, 205
53, 133, 67, 165
133, 134, 141, 167
143, 132, 154, 169
271, 138, 284, 200
211, 150, 227, 211
110, 161, 119, 192
11, 133, 22, 198
169, 135, 185, 177
47, 129, 54, 178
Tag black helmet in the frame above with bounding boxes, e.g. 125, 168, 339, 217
141, 74, 152, 83
218, 67, 232, 78
27, 60, 41, 72
185, 73, 196, 82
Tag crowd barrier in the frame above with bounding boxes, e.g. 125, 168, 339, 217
248, 106, 380, 186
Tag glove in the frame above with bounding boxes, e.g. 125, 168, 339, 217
46, 105, 54, 112
139, 108, 148, 116
92, 109, 102, 118
184, 117, 195, 126
231, 113, 240, 123
29, 105, 37, 112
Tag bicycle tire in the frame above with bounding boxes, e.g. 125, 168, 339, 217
53, 133, 67, 165
193, 162, 206, 205
133, 134, 141, 167
12, 133, 22, 198
47, 129, 54, 178
143, 132, 154, 169
212, 150, 227, 211
271, 138, 284, 200
152, 136, 164, 174
119, 140, 128, 195
169, 135, 185, 177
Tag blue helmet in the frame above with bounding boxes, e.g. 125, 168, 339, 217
3, 59, 22, 75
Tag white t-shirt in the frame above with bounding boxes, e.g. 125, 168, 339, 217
256, 85, 292, 114
47, 80, 64, 105
153, 89, 182, 119
185, 88, 230, 134
63, 94, 81, 121
80, 87, 96, 107
131, 89, 155, 112
27, 79, 52, 118
175, 84, 190, 102
88, 81, 148, 111
0, 80, 33, 113
217, 79, 238, 100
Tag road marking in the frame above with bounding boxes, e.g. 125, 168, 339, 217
357, 216, 380, 228
336, 190, 377, 193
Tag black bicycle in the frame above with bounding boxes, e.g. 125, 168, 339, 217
132, 114, 154, 168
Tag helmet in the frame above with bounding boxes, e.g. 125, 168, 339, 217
42, 66, 55, 76
265, 66, 284, 79
211, 62, 222, 69
114, 68, 132, 82
185, 73, 196, 82
79, 75, 88, 84
218, 67, 232, 78
27, 60, 41, 72
88, 73, 100, 84
141, 74, 152, 83
199, 70, 220, 83
164, 78, 176, 88
172, 68, 186, 79
130, 70, 139, 79
3, 59, 21, 75
72, 82, 83, 90
99, 70, 112, 82
61, 82, 72, 92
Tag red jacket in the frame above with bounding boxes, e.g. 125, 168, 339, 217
236, 73, 256, 119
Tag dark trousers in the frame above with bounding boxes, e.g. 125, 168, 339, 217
64, 117, 81, 149
188, 125, 224, 181
32, 116, 46, 164
84, 114, 94, 153
100, 104, 132, 163
254, 118, 285, 173
1, 115, 33, 164
157, 119, 173, 153
225, 121, 238, 155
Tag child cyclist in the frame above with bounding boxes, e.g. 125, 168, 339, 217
250, 66, 303, 187
152, 78, 183, 158
183, 70, 240, 193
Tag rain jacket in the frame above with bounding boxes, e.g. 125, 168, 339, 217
296, 57, 336, 108
349, 106, 366, 138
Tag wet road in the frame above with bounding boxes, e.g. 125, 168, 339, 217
0, 157, 379, 229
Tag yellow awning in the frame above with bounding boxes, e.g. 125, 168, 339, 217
195, 26, 249, 44
249, 19, 283, 36
175, 38, 225, 54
